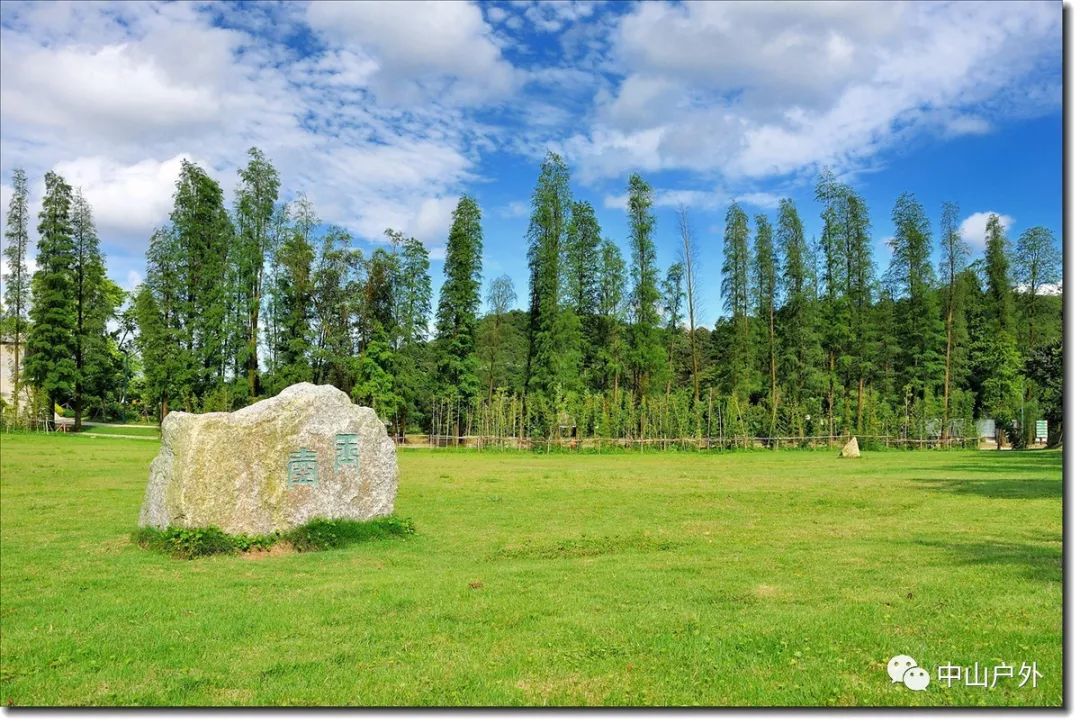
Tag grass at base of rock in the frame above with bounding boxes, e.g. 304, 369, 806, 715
132, 516, 415, 559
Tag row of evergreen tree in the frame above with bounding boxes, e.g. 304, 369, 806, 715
1, 149, 1062, 446
2, 170, 127, 429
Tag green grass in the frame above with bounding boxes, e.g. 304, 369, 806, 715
77, 423, 160, 439
0, 433, 1062, 706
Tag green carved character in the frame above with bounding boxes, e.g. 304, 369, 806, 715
287, 448, 318, 487
335, 433, 360, 471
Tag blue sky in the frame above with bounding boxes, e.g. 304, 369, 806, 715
0, 1, 1063, 324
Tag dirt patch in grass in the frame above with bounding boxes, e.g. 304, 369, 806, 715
240, 541, 295, 560
754, 583, 779, 598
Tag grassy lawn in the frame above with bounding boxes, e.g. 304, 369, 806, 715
0, 434, 1062, 706
76, 423, 161, 439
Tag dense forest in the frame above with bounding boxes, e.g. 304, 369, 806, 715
1, 148, 1063, 448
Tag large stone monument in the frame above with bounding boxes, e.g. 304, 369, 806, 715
139, 383, 398, 534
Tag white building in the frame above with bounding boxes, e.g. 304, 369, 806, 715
0, 340, 34, 412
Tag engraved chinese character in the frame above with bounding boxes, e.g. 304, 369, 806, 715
335, 433, 360, 471
288, 448, 318, 487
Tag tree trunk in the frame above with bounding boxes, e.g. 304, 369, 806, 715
12, 340, 20, 422
942, 305, 953, 442
665, 332, 675, 397
487, 316, 500, 405
247, 304, 259, 398
827, 351, 836, 440
74, 382, 83, 432
689, 330, 700, 400
856, 376, 864, 434
769, 308, 778, 442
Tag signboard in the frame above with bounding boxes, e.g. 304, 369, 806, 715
1035, 420, 1048, 443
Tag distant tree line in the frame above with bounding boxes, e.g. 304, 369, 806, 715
0, 149, 1062, 447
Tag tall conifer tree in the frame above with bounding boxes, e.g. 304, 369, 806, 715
752, 213, 779, 437
136, 226, 186, 418
435, 195, 484, 409
776, 198, 818, 432
70, 190, 115, 429
625, 173, 665, 401
1, 168, 31, 419
232, 147, 280, 397
25, 172, 77, 418
814, 170, 845, 436
596, 238, 627, 395
524, 153, 580, 399
1012, 225, 1060, 444
170, 160, 234, 401
566, 200, 602, 386
841, 188, 874, 430
983, 214, 1014, 336
721, 202, 752, 398
660, 261, 685, 394
888, 192, 943, 399
268, 199, 316, 389
939, 202, 968, 434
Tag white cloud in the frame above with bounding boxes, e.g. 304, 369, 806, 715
0, 183, 11, 231
735, 192, 782, 209
124, 269, 144, 292
0, 0, 496, 267
522, 1, 597, 34
564, 1, 1061, 182
960, 211, 1014, 248
496, 201, 529, 219
1015, 281, 1061, 296
1, 42, 219, 138
943, 115, 992, 137
305, 0, 517, 104
602, 187, 779, 212
53, 155, 194, 250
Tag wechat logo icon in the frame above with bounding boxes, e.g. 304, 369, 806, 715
888, 654, 930, 691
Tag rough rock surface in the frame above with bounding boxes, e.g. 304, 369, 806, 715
139, 383, 397, 534
840, 436, 861, 458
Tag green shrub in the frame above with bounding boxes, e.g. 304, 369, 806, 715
132, 526, 238, 558
132, 516, 415, 559
285, 516, 416, 552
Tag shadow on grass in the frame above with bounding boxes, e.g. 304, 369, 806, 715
913, 477, 1062, 500
930, 451, 1063, 475
917, 538, 1062, 583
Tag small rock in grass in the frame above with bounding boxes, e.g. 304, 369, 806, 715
840, 436, 861, 458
